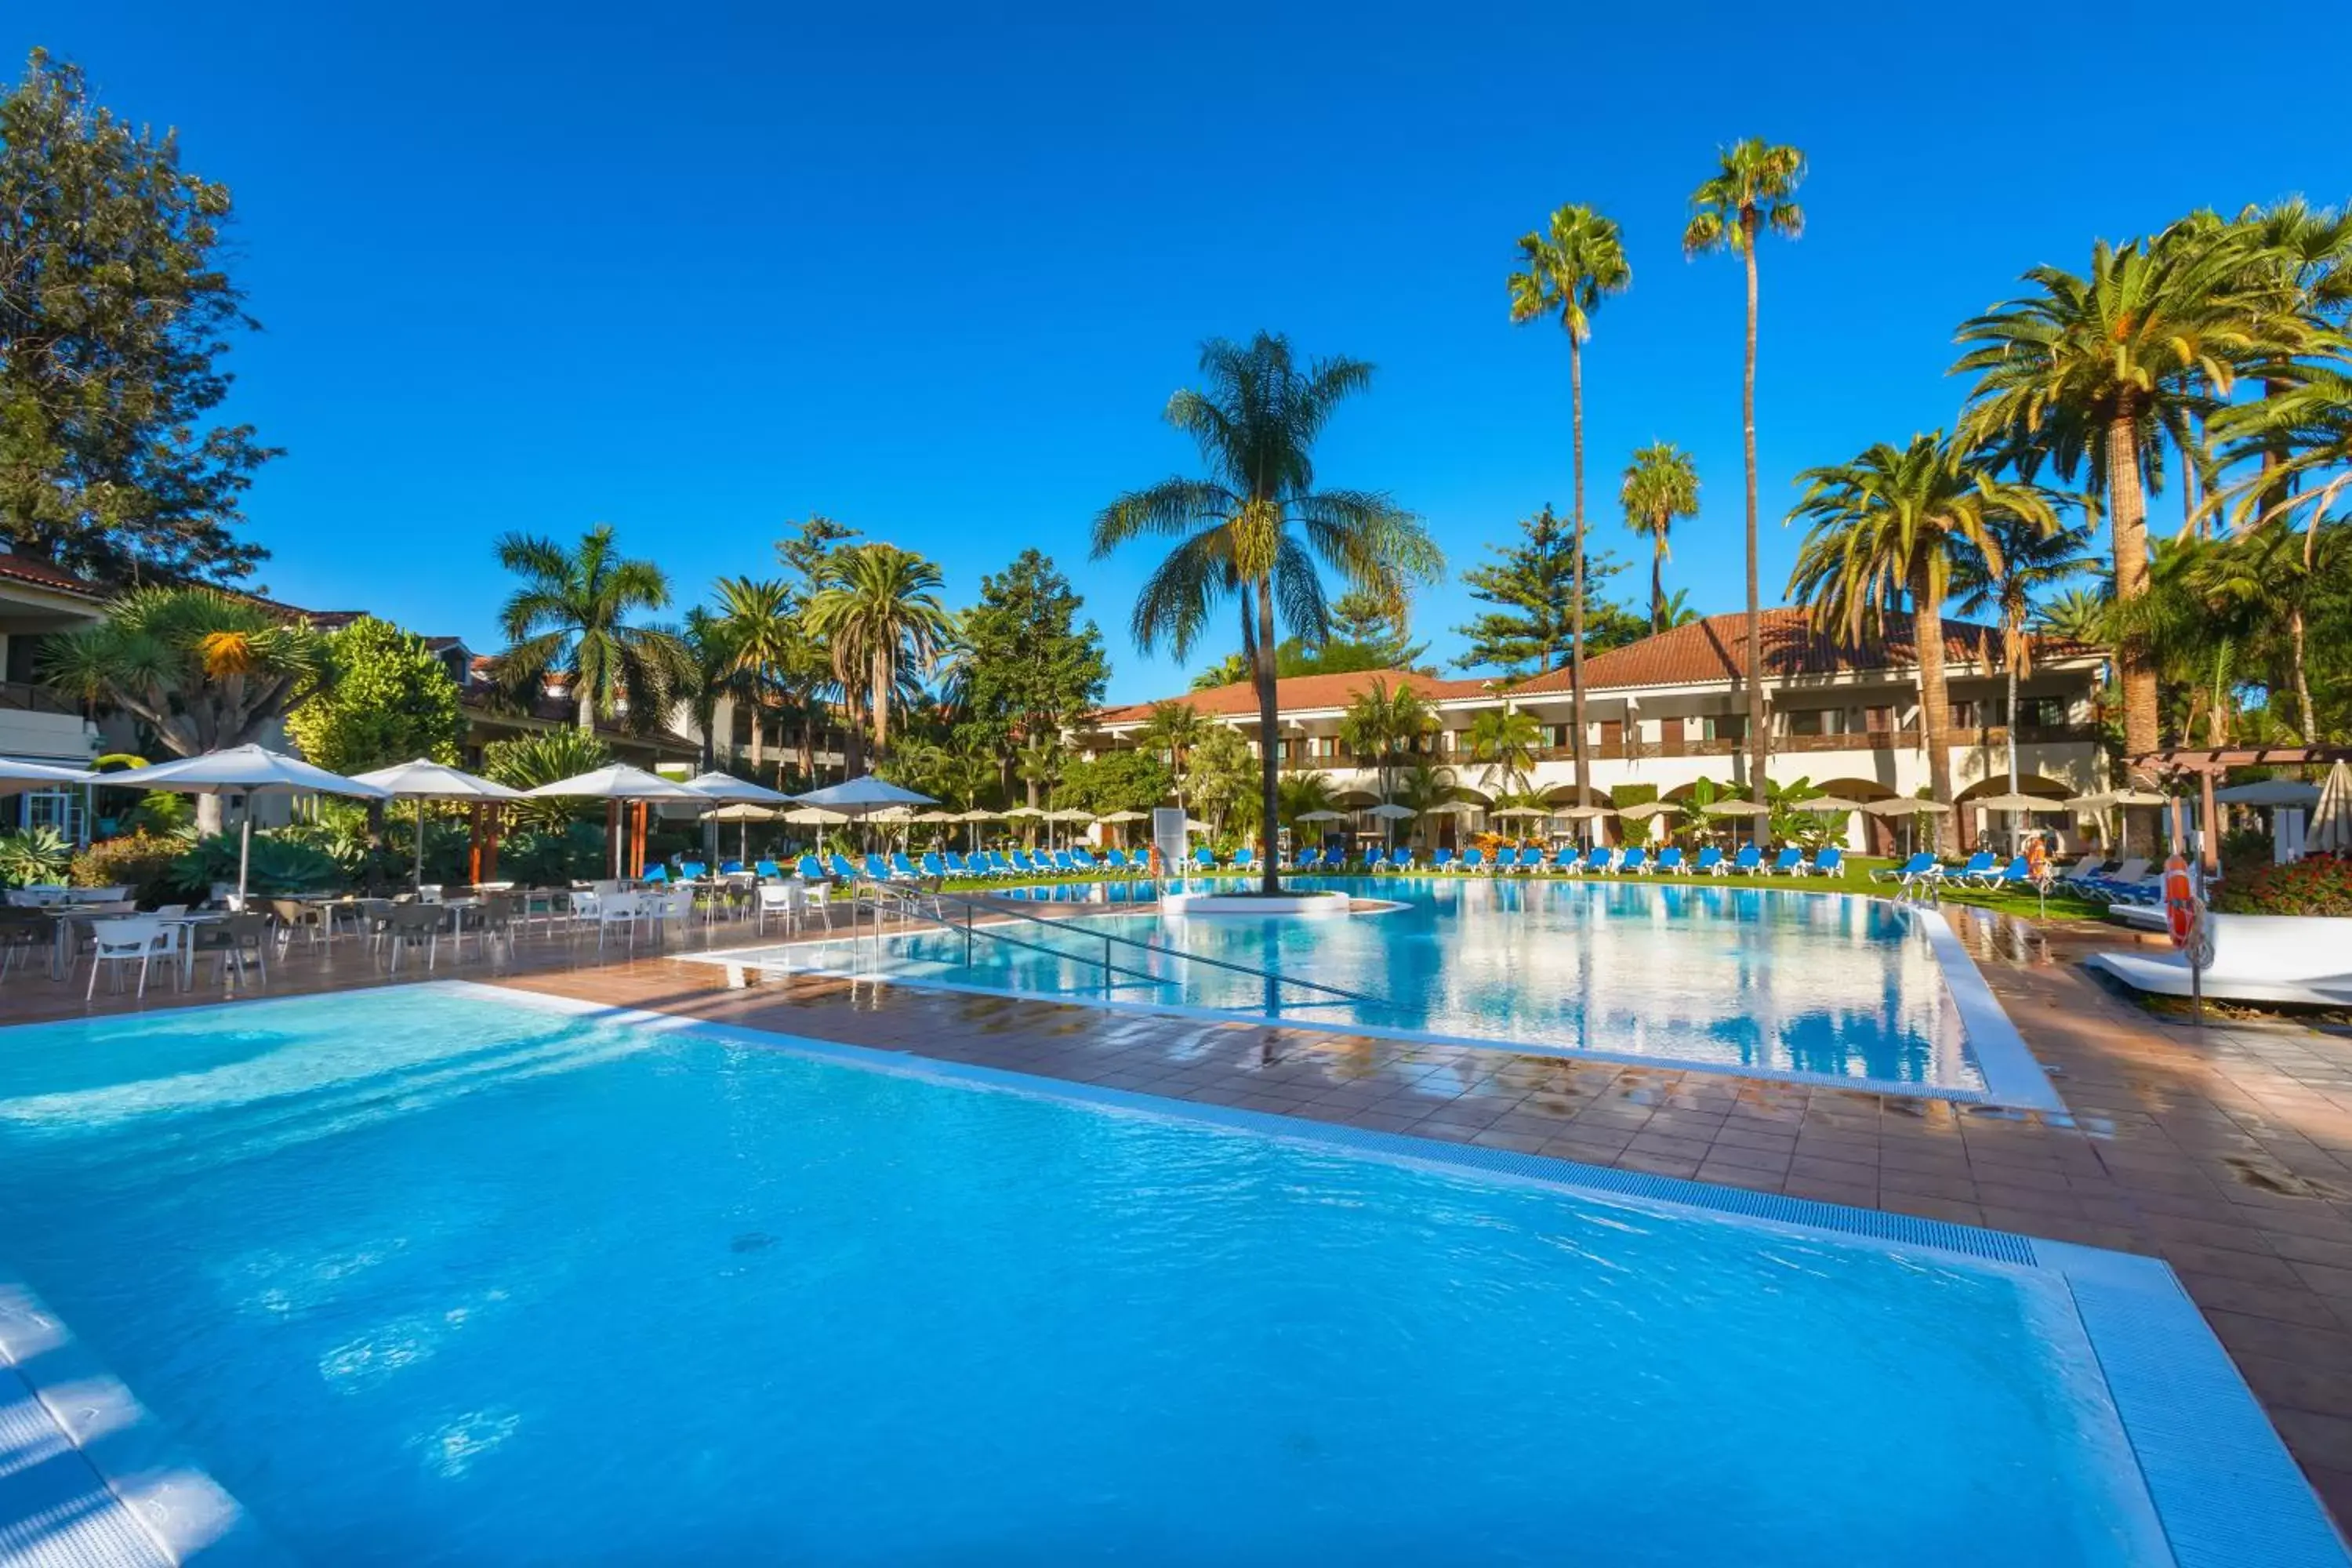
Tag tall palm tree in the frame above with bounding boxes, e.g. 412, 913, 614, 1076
1954, 236, 2274, 769
1785, 433, 2058, 850
2175, 522, 2345, 742
1955, 514, 2097, 802
1392, 760, 1462, 851
1684, 139, 1806, 807
1510, 205, 1631, 808
710, 575, 799, 779
2034, 586, 2110, 645
801, 543, 952, 768
492, 524, 689, 734
1135, 699, 1207, 815
1620, 441, 1701, 632
1657, 587, 1701, 629
1337, 677, 1438, 844
1092, 332, 1442, 895
677, 608, 742, 772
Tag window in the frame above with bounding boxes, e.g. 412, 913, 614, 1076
2020, 697, 2070, 730
1864, 706, 1893, 734
1951, 699, 1980, 729
1785, 708, 1846, 737
1702, 714, 1747, 742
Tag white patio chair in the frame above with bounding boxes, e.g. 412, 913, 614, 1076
593, 893, 640, 957
85, 916, 180, 1000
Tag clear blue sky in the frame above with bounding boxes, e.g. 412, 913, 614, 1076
21, 4, 2346, 703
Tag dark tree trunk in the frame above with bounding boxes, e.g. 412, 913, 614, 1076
1741, 220, 1769, 806
1254, 576, 1281, 895
1570, 334, 1591, 808
2106, 407, 2159, 773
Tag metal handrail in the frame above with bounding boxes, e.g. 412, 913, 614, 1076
863, 889, 1171, 992
854, 877, 1382, 1010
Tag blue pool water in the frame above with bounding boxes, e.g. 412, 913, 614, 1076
866, 875, 1977, 1091
0, 989, 2162, 1563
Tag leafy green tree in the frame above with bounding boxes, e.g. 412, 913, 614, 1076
953, 548, 1109, 785
0, 50, 271, 583
2035, 586, 2109, 644
284, 616, 464, 775
1955, 234, 2275, 765
1510, 203, 1630, 806
1094, 332, 1442, 893
802, 542, 952, 768
1455, 505, 1642, 677
1324, 588, 1425, 668
1060, 749, 1174, 816
39, 586, 323, 832
1785, 432, 2058, 846
492, 524, 689, 735
1621, 442, 1701, 631
1685, 138, 1807, 807
775, 515, 858, 582
1181, 723, 1256, 842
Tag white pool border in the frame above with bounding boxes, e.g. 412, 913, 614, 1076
685, 880, 2066, 1110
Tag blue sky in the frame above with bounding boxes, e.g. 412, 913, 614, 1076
22, 4, 2347, 702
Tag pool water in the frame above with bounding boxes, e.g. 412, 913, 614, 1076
874, 875, 1976, 1091
0, 989, 2162, 1564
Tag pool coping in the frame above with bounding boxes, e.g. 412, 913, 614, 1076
682, 878, 2067, 1111
461, 979, 2343, 1568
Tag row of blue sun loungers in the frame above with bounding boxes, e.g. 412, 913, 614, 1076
717, 844, 1867, 886
1863, 850, 2081, 895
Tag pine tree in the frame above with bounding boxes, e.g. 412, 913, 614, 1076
1454, 506, 1644, 678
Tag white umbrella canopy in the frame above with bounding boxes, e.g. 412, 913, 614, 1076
1001, 805, 1047, 819
1044, 808, 1092, 822
522, 763, 708, 802
782, 806, 849, 826
706, 803, 782, 822
1618, 800, 1678, 821
100, 745, 393, 906
350, 759, 527, 892
956, 808, 1000, 822
2064, 789, 2172, 809
1864, 798, 1954, 815
1703, 800, 1772, 817
2310, 762, 2352, 855
679, 771, 796, 806
1295, 809, 1348, 822
1491, 806, 1552, 819
792, 775, 937, 814
1366, 803, 1419, 820
2215, 779, 2323, 807
1554, 804, 1614, 819
0, 757, 93, 792
1970, 793, 2067, 814
1791, 796, 1870, 814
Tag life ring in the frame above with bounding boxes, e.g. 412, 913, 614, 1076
2161, 855, 2198, 949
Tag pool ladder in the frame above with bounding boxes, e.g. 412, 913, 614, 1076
850, 880, 1381, 1016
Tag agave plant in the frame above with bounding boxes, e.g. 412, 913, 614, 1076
481, 730, 618, 831
0, 826, 72, 888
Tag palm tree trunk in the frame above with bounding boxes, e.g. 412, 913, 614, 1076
1254, 575, 1281, 895
575, 688, 595, 734
1650, 539, 1666, 634
2291, 606, 2316, 742
748, 702, 765, 776
1912, 569, 1955, 855
1569, 333, 1591, 809
1741, 220, 1768, 807
2105, 408, 2159, 772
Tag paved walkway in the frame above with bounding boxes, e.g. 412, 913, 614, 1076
3, 903, 2347, 1525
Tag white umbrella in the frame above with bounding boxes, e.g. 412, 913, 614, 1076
1703, 800, 1771, 816
1491, 805, 1552, 819
1095, 809, 1148, 822
678, 771, 795, 806
1864, 798, 1953, 815
2310, 762, 2352, 855
1002, 805, 1047, 818
0, 757, 93, 790
1366, 803, 1418, 820
100, 745, 392, 906
1970, 793, 2066, 813
1618, 800, 1678, 820
1791, 796, 1869, 814
782, 806, 849, 825
350, 758, 526, 891
1554, 804, 1613, 819
524, 763, 708, 877
793, 775, 937, 814
2063, 789, 2172, 810
1295, 809, 1348, 822
702, 803, 786, 865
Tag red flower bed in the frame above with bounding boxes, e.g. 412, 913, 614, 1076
2213, 854, 2352, 917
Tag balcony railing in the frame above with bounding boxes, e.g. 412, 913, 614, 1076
1265, 723, 2099, 772
0, 681, 82, 718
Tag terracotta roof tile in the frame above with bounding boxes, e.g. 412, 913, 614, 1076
0, 551, 104, 601
1507, 609, 2099, 695
1093, 667, 1489, 726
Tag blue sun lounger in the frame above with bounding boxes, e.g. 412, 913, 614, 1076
1461, 847, 1486, 873
1653, 846, 1685, 873
1617, 846, 1650, 874
1693, 846, 1725, 875
1233, 847, 1255, 871
1729, 845, 1764, 876
1427, 847, 1452, 873
1767, 847, 1804, 876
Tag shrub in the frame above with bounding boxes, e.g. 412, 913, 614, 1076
167, 830, 346, 898
2212, 855, 2352, 917
70, 831, 183, 905
499, 822, 607, 887
0, 826, 71, 887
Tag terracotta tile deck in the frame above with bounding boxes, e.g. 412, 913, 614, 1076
5, 902, 2350, 1526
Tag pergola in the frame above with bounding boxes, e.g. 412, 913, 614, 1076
2128, 746, 2352, 874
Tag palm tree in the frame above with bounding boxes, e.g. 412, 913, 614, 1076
1954, 236, 2275, 769
2034, 586, 2109, 644
710, 576, 798, 779
1955, 514, 2098, 804
1785, 433, 2058, 850
492, 524, 689, 735
38, 586, 326, 833
1620, 442, 1701, 632
1092, 332, 1443, 895
1337, 677, 1437, 844
1277, 771, 1341, 841
1392, 760, 1463, 851
1465, 705, 1542, 798
677, 608, 742, 772
1135, 700, 1207, 815
1014, 737, 1062, 816
1510, 205, 1631, 808
1684, 138, 1806, 807
801, 543, 952, 768
1657, 588, 1701, 629
2174, 523, 2345, 742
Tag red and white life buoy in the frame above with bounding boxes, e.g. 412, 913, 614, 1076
2162, 854, 2199, 950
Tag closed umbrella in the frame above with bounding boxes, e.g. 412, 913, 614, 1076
2310, 762, 2352, 855
350, 758, 526, 891
100, 745, 392, 906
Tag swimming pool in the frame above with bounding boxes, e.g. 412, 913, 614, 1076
760, 876, 2048, 1102
0, 986, 2335, 1565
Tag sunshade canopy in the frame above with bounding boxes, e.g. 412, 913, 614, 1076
1703, 800, 1772, 817
101, 744, 391, 800
350, 758, 524, 800
0, 757, 93, 793
1865, 798, 1954, 815
679, 771, 796, 806
1617, 801, 1678, 820
792, 775, 937, 812
522, 763, 706, 800
1366, 803, 1419, 819
2310, 762, 2352, 855
2213, 780, 2322, 806
1790, 796, 1869, 814
1969, 793, 2068, 813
